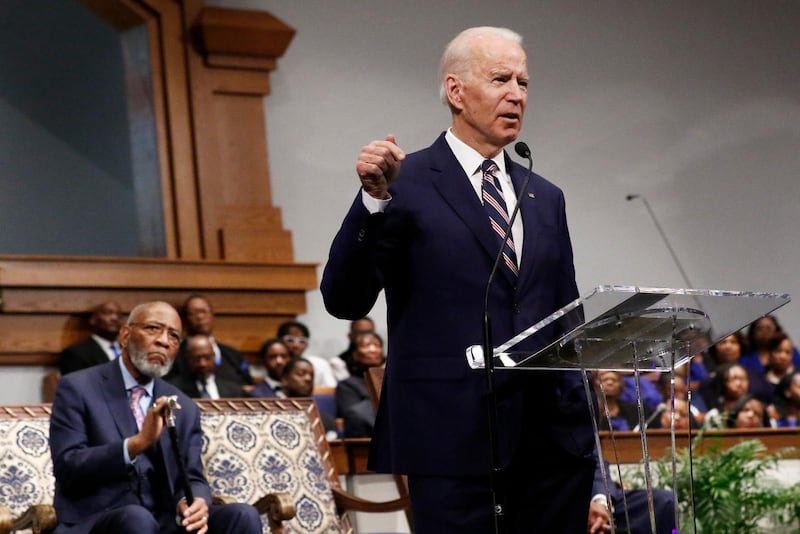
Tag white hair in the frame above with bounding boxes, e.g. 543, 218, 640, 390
438, 26, 524, 106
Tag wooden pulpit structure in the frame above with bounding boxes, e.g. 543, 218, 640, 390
0, 1, 315, 372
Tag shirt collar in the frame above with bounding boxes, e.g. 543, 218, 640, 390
118, 355, 155, 397
444, 128, 508, 179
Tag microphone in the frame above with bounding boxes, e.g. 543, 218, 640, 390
633, 402, 667, 431
481, 140, 534, 532
625, 193, 694, 289
163, 396, 195, 507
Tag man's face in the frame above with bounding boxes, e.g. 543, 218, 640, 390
282, 361, 314, 397
185, 297, 213, 336
120, 303, 182, 381
186, 337, 216, 381
448, 34, 528, 156
89, 301, 122, 340
264, 342, 290, 380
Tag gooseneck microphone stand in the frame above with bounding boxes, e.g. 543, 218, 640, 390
165, 397, 194, 531
482, 142, 534, 534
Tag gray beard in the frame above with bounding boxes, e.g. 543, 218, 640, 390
129, 345, 174, 379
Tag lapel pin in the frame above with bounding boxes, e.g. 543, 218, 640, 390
528, 192, 536, 199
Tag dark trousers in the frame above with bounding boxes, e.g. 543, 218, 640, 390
613, 488, 676, 534
407, 444, 595, 534
86, 502, 261, 534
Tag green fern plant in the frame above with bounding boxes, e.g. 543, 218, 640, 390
628, 436, 800, 533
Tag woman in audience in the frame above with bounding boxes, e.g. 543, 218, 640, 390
702, 362, 752, 428
740, 315, 800, 372
335, 332, 385, 438
725, 394, 769, 429
705, 332, 747, 374
594, 371, 651, 431
764, 332, 795, 388
768, 369, 800, 428
277, 320, 338, 387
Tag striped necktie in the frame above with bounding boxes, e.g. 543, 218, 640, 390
481, 159, 518, 277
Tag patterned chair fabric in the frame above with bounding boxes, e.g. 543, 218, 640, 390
0, 399, 372, 534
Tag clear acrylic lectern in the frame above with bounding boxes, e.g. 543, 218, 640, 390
465, 285, 791, 534
467, 285, 791, 372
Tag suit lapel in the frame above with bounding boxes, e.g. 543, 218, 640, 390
428, 135, 517, 287
101, 361, 140, 439
507, 152, 540, 293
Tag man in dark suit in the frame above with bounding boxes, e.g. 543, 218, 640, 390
49, 301, 261, 534
59, 300, 123, 375
321, 26, 595, 532
168, 335, 247, 399
169, 295, 252, 389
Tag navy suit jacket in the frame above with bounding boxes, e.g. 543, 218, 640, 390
50, 360, 211, 533
322, 133, 595, 477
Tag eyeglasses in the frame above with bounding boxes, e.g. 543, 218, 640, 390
131, 322, 182, 347
282, 335, 308, 345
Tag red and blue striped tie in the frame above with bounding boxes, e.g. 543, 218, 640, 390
481, 159, 518, 278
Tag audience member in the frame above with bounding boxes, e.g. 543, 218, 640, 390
661, 373, 707, 425
277, 320, 337, 387
331, 317, 376, 381
768, 369, 800, 427
249, 338, 291, 398
725, 394, 769, 429
704, 332, 747, 374
703, 363, 756, 428
740, 315, 800, 373
764, 331, 795, 387
169, 335, 247, 399
49, 301, 261, 534
59, 300, 123, 375
652, 398, 697, 431
588, 458, 675, 534
595, 371, 648, 432
170, 295, 251, 388
618, 372, 663, 411
335, 332, 385, 438
280, 357, 338, 439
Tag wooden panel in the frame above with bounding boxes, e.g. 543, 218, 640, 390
0, 256, 317, 290
0, 288, 306, 315
330, 429, 800, 476
196, 7, 295, 59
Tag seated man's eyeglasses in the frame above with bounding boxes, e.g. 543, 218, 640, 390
131, 322, 183, 347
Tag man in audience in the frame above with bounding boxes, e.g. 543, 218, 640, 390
588, 457, 675, 533
170, 295, 252, 388
277, 320, 337, 387
169, 334, 247, 399
60, 300, 123, 375
49, 301, 261, 534
250, 338, 291, 398
281, 357, 338, 439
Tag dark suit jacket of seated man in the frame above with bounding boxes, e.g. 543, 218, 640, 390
49, 301, 261, 534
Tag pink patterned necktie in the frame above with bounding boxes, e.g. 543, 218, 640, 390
129, 386, 147, 430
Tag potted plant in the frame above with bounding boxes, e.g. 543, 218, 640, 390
628, 436, 800, 533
